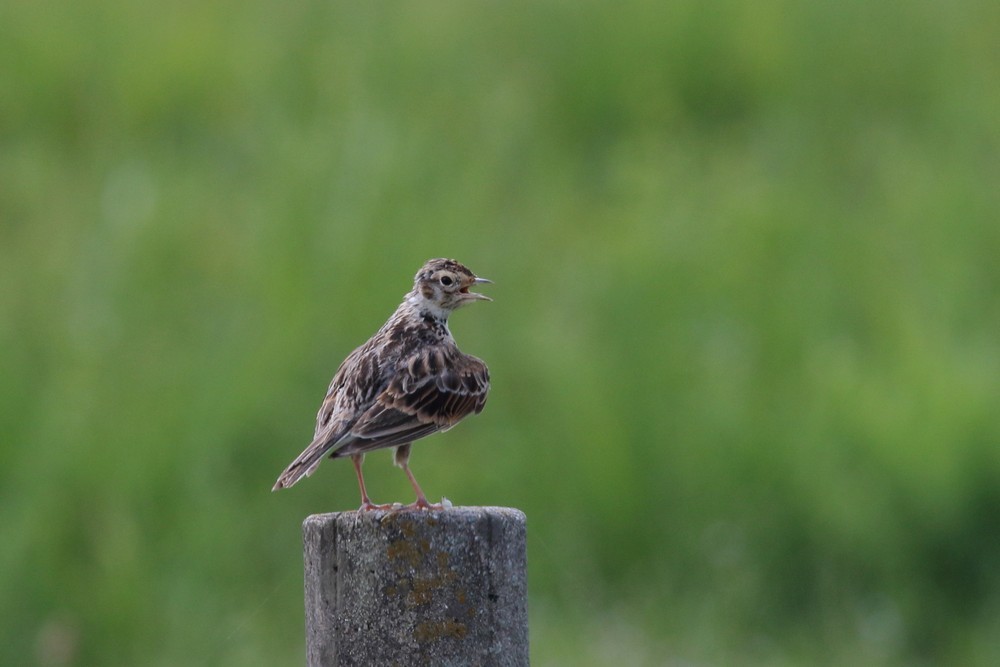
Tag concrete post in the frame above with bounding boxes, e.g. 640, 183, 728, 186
302, 507, 528, 666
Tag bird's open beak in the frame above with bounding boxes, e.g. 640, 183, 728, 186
463, 277, 493, 302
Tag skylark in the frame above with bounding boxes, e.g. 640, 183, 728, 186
272, 258, 491, 510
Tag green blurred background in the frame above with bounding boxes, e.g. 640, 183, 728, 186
3, 1, 999, 665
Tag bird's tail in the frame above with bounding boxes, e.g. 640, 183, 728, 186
271, 435, 337, 491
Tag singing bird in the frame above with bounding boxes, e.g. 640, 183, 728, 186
272, 258, 491, 509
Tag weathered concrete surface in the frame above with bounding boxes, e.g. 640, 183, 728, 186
303, 507, 528, 667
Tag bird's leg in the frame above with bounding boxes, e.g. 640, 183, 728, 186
352, 454, 392, 511
402, 464, 442, 510
394, 445, 442, 510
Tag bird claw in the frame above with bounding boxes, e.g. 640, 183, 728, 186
358, 501, 395, 511
401, 497, 446, 511
358, 498, 453, 512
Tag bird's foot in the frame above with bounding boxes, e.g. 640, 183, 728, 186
401, 497, 447, 511
358, 501, 396, 511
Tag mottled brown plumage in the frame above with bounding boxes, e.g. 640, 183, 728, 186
272, 258, 491, 510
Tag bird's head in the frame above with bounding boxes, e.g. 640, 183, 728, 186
412, 258, 492, 315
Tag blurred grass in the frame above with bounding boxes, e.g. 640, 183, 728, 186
2, 0, 1000, 665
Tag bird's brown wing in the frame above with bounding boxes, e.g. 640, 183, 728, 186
333, 344, 490, 458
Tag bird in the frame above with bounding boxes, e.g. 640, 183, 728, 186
272, 258, 491, 510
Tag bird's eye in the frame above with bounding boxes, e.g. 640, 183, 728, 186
439, 275, 454, 286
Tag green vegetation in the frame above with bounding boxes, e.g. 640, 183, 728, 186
3, 1, 999, 664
